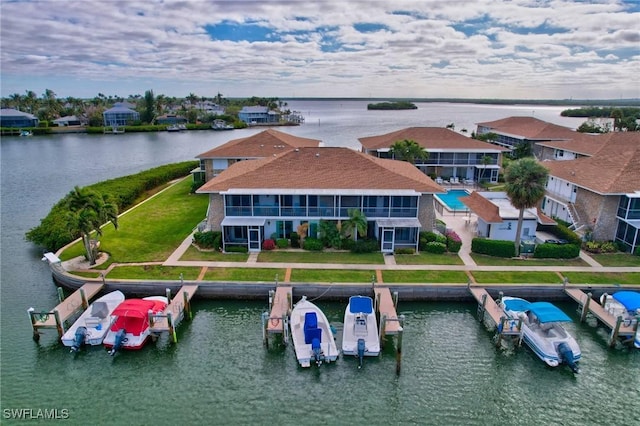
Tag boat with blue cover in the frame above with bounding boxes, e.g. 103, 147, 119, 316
342, 295, 380, 368
289, 296, 339, 367
600, 291, 640, 348
499, 296, 581, 373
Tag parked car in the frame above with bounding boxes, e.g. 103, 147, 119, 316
545, 239, 569, 245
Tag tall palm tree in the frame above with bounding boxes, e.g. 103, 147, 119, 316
389, 139, 428, 165
340, 209, 368, 241
504, 158, 548, 256
66, 186, 119, 265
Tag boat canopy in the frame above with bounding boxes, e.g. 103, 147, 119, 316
349, 296, 373, 314
111, 299, 161, 319
612, 291, 640, 312
503, 298, 531, 313
528, 302, 572, 323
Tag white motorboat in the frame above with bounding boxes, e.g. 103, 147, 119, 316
500, 296, 581, 373
342, 295, 380, 368
600, 291, 640, 348
61, 290, 125, 352
289, 296, 339, 367
103, 296, 168, 355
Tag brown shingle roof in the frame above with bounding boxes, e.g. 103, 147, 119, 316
476, 116, 575, 140
358, 127, 509, 151
196, 129, 321, 159
198, 147, 445, 193
459, 191, 503, 223
543, 132, 640, 194
536, 132, 606, 157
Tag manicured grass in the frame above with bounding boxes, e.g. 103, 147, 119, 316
589, 253, 640, 267
202, 268, 286, 282
70, 271, 103, 279
258, 251, 384, 264
61, 178, 209, 262
470, 271, 563, 284
562, 272, 640, 285
106, 265, 202, 280
382, 270, 469, 283
290, 269, 377, 283
470, 253, 588, 267
180, 245, 249, 262
394, 253, 464, 265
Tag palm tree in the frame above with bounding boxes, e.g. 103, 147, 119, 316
340, 209, 368, 241
389, 139, 428, 165
504, 158, 548, 256
479, 155, 493, 183
66, 186, 119, 265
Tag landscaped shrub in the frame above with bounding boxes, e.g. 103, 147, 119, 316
584, 240, 618, 254
395, 248, 415, 255
471, 238, 516, 258
290, 232, 300, 248
193, 231, 221, 249
533, 243, 580, 259
424, 242, 446, 254
226, 245, 248, 253
420, 231, 438, 243
262, 239, 276, 250
276, 238, 289, 249
350, 238, 378, 253
553, 224, 582, 245
445, 230, 462, 253
303, 237, 323, 251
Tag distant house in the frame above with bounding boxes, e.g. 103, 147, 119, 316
359, 127, 509, 183
461, 191, 555, 242
541, 132, 640, 253
195, 129, 322, 181
238, 106, 280, 124
156, 114, 187, 125
196, 147, 445, 253
53, 115, 82, 126
103, 106, 140, 127
0, 108, 39, 128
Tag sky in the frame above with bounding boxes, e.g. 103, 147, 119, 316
1, 0, 639, 100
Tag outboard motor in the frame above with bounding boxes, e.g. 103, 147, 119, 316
108, 329, 126, 356
357, 338, 366, 369
71, 326, 87, 352
311, 337, 323, 366
557, 342, 579, 374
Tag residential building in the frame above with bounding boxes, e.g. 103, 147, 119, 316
53, 115, 82, 126
195, 129, 322, 182
0, 108, 39, 128
359, 127, 509, 183
196, 147, 445, 253
238, 106, 280, 124
103, 106, 140, 127
156, 114, 188, 125
476, 116, 576, 152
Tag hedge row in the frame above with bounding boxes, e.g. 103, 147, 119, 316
533, 243, 580, 259
471, 238, 516, 258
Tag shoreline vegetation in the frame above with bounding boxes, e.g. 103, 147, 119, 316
367, 101, 418, 110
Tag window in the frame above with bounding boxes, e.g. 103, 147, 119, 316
226, 195, 251, 216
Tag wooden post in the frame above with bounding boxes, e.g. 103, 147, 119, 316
167, 312, 177, 344
396, 315, 404, 375
165, 288, 172, 304
392, 291, 399, 309
148, 309, 154, 327
375, 292, 381, 314
268, 290, 275, 312
183, 291, 192, 321
580, 292, 592, 323
261, 312, 268, 348
609, 316, 623, 347
27, 308, 39, 341
57, 287, 65, 303
478, 293, 487, 322
496, 317, 504, 347
53, 310, 63, 338
79, 288, 88, 310
282, 314, 288, 345
379, 314, 387, 348
287, 291, 292, 312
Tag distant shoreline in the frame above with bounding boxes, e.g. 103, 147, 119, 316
281, 97, 640, 107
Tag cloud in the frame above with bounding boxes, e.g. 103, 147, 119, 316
0, 0, 638, 99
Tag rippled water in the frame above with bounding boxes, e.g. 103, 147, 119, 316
1, 101, 637, 425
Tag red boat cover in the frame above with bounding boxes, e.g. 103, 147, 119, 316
110, 299, 167, 336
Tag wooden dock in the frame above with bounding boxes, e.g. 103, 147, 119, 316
564, 288, 637, 346
262, 286, 292, 347
468, 286, 522, 340
374, 287, 402, 335
28, 282, 104, 340
149, 285, 199, 343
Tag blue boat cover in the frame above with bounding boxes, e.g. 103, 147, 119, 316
528, 302, 572, 323
503, 298, 531, 313
612, 291, 640, 312
305, 327, 322, 345
304, 312, 318, 330
349, 296, 373, 314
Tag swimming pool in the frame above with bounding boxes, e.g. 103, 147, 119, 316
435, 189, 470, 211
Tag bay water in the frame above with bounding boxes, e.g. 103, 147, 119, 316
1, 101, 637, 425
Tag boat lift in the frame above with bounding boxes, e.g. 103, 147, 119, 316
148, 285, 199, 344
262, 278, 292, 348
468, 284, 523, 347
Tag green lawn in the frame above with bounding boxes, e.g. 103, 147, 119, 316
470, 253, 588, 267
562, 272, 640, 285
589, 253, 640, 267
61, 178, 209, 262
290, 269, 377, 283
470, 271, 563, 284
180, 245, 249, 262
107, 265, 202, 280
394, 252, 464, 265
202, 268, 286, 282
382, 270, 469, 283
258, 250, 384, 264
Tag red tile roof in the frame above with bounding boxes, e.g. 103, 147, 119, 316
358, 127, 509, 151
476, 116, 575, 140
196, 129, 321, 159
459, 192, 503, 223
198, 147, 446, 193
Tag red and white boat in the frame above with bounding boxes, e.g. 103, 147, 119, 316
103, 296, 168, 355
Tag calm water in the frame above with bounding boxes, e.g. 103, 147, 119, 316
1, 101, 638, 425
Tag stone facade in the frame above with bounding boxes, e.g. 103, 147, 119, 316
206, 194, 225, 231
418, 194, 436, 232
574, 187, 620, 241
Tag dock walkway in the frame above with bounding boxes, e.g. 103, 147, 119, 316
468, 286, 522, 337
374, 286, 402, 335
150, 285, 199, 340
266, 286, 292, 334
28, 282, 104, 339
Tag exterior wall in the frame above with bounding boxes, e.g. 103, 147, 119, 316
417, 195, 436, 232
542, 197, 572, 223
206, 194, 225, 231
487, 219, 537, 241
0, 115, 39, 128
546, 175, 576, 203
575, 188, 619, 240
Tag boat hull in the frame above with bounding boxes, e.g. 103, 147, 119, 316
290, 297, 339, 367
342, 296, 380, 357
103, 296, 167, 352
61, 291, 125, 349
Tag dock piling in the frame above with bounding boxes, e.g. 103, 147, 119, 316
57, 287, 65, 303
166, 288, 172, 304
609, 316, 623, 347
379, 314, 387, 347
396, 315, 404, 375
167, 312, 177, 344
183, 290, 192, 321
79, 288, 88, 310
580, 292, 592, 322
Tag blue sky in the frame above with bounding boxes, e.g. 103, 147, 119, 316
1, 0, 638, 100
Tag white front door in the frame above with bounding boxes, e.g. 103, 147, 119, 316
249, 228, 261, 252
381, 228, 394, 253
